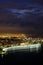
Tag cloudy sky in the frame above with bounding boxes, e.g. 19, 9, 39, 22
0, 0, 43, 34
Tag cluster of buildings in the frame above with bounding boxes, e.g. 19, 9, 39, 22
0, 33, 43, 55
0, 33, 43, 48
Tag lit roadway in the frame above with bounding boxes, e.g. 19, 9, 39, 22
2, 43, 41, 54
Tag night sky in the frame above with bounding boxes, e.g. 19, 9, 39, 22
0, 0, 43, 34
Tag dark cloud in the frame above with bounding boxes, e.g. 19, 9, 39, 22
0, 2, 43, 34
0, 0, 43, 3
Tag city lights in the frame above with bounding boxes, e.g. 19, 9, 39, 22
0, 33, 43, 55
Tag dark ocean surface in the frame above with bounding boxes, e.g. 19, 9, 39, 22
0, 46, 43, 64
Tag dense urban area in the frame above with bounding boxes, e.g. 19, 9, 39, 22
0, 33, 43, 54
0, 33, 43, 47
